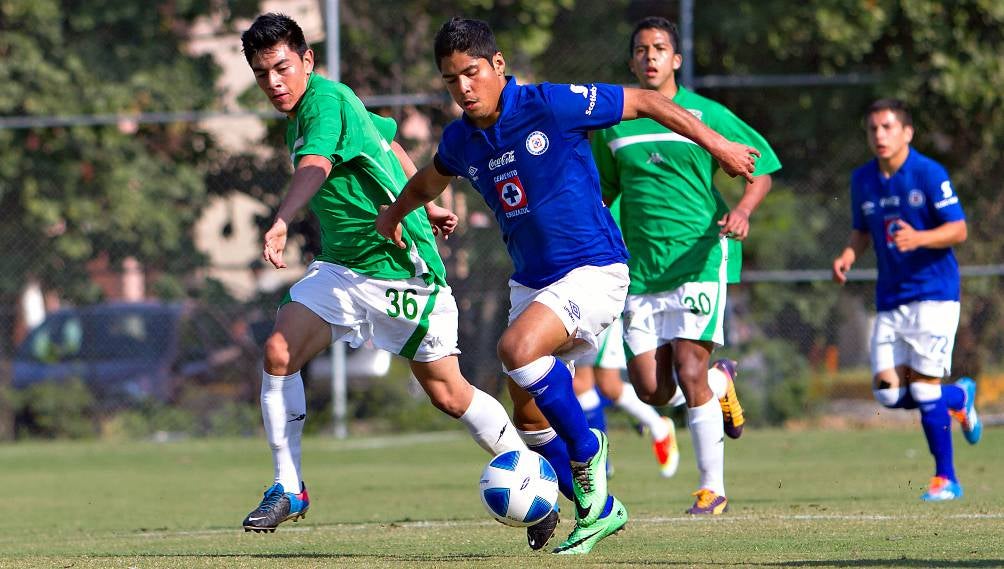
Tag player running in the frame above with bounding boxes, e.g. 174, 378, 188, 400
237, 13, 527, 533
377, 17, 758, 553
832, 98, 981, 501
590, 17, 781, 514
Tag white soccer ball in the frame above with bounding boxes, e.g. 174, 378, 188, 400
479, 449, 559, 527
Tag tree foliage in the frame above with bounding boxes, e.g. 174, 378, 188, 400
0, 0, 256, 304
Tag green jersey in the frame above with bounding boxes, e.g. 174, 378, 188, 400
286, 73, 446, 285
591, 87, 780, 294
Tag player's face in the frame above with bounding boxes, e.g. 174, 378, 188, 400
251, 43, 314, 115
439, 51, 507, 128
628, 28, 682, 91
867, 110, 913, 162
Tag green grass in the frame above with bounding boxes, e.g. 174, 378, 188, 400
3, 426, 1001, 568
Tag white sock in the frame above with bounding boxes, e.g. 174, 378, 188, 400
615, 383, 670, 441
458, 388, 528, 455
688, 397, 726, 496
668, 385, 687, 407
261, 370, 306, 493
707, 366, 728, 400
577, 387, 602, 412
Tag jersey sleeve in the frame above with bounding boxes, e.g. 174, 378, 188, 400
294, 94, 369, 166
368, 112, 398, 144
707, 104, 781, 177
542, 82, 624, 133
925, 163, 965, 222
434, 124, 465, 178
590, 129, 621, 203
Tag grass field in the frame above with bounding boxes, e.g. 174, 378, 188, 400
3, 424, 1002, 568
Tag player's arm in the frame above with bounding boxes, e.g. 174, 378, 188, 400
832, 229, 871, 285
376, 159, 454, 249
622, 88, 759, 183
719, 175, 772, 239
263, 154, 333, 269
390, 141, 458, 238
892, 219, 966, 252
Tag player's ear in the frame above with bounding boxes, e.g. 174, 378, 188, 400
672, 53, 682, 71
302, 48, 315, 74
904, 124, 914, 143
493, 52, 506, 76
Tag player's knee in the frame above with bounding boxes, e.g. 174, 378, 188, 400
263, 334, 293, 375
496, 333, 537, 370
674, 359, 706, 388
873, 387, 906, 408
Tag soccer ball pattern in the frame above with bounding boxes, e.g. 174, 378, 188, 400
479, 449, 559, 527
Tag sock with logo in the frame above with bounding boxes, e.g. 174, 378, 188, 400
508, 356, 599, 463
262, 370, 306, 493
458, 387, 528, 455
520, 428, 574, 500
911, 382, 956, 481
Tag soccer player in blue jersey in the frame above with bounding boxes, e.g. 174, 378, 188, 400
832, 99, 982, 502
377, 17, 758, 554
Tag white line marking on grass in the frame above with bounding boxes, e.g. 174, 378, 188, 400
132, 512, 1004, 539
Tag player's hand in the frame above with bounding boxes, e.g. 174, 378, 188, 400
263, 220, 289, 269
892, 219, 922, 252
832, 255, 852, 285
425, 203, 459, 239
718, 207, 751, 240
715, 140, 760, 184
376, 205, 406, 249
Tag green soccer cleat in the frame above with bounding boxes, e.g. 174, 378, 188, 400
570, 428, 609, 526
552, 496, 628, 555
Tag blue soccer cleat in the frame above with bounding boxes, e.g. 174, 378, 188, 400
921, 476, 963, 502
950, 377, 982, 445
242, 482, 310, 532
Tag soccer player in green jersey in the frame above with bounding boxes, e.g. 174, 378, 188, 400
238, 13, 527, 533
591, 17, 781, 514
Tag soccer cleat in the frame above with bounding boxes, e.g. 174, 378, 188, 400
714, 359, 745, 439
570, 428, 609, 526
242, 482, 310, 532
921, 476, 963, 501
651, 417, 680, 478
949, 377, 982, 445
686, 488, 729, 515
526, 507, 559, 551
552, 496, 628, 555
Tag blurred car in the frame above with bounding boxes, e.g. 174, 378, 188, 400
13, 301, 252, 405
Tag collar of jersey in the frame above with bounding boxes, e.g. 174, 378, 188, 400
461, 75, 518, 135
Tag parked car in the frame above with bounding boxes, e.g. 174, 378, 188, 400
13, 301, 254, 405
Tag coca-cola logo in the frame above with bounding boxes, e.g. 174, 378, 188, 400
489, 150, 516, 170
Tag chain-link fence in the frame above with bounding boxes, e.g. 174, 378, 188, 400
4, 0, 1002, 439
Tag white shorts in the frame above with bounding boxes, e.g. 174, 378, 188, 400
623, 278, 727, 357
587, 317, 627, 370
870, 300, 959, 378
286, 261, 460, 362
508, 264, 629, 363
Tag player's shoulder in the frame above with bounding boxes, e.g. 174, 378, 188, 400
905, 148, 949, 177
676, 88, 731, 120
303, 74, 362, 108
850, 159, 879, 186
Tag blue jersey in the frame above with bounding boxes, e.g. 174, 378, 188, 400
850, 148, 965, 311
435, 77, 628, 289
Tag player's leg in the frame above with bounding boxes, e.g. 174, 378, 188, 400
245, 300, 330, 532
595, 318, 678, 477
906, 301, 970, 501
573, 362, 608, 436
503, 264, 629, 551
501, 301, 610, 526
411, 355, 526, 455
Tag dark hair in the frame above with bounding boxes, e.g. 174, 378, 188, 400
433, 17, 500, 70
629, 16, 680, 55
867, 98, 913, 127
241, 13, 309, 65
